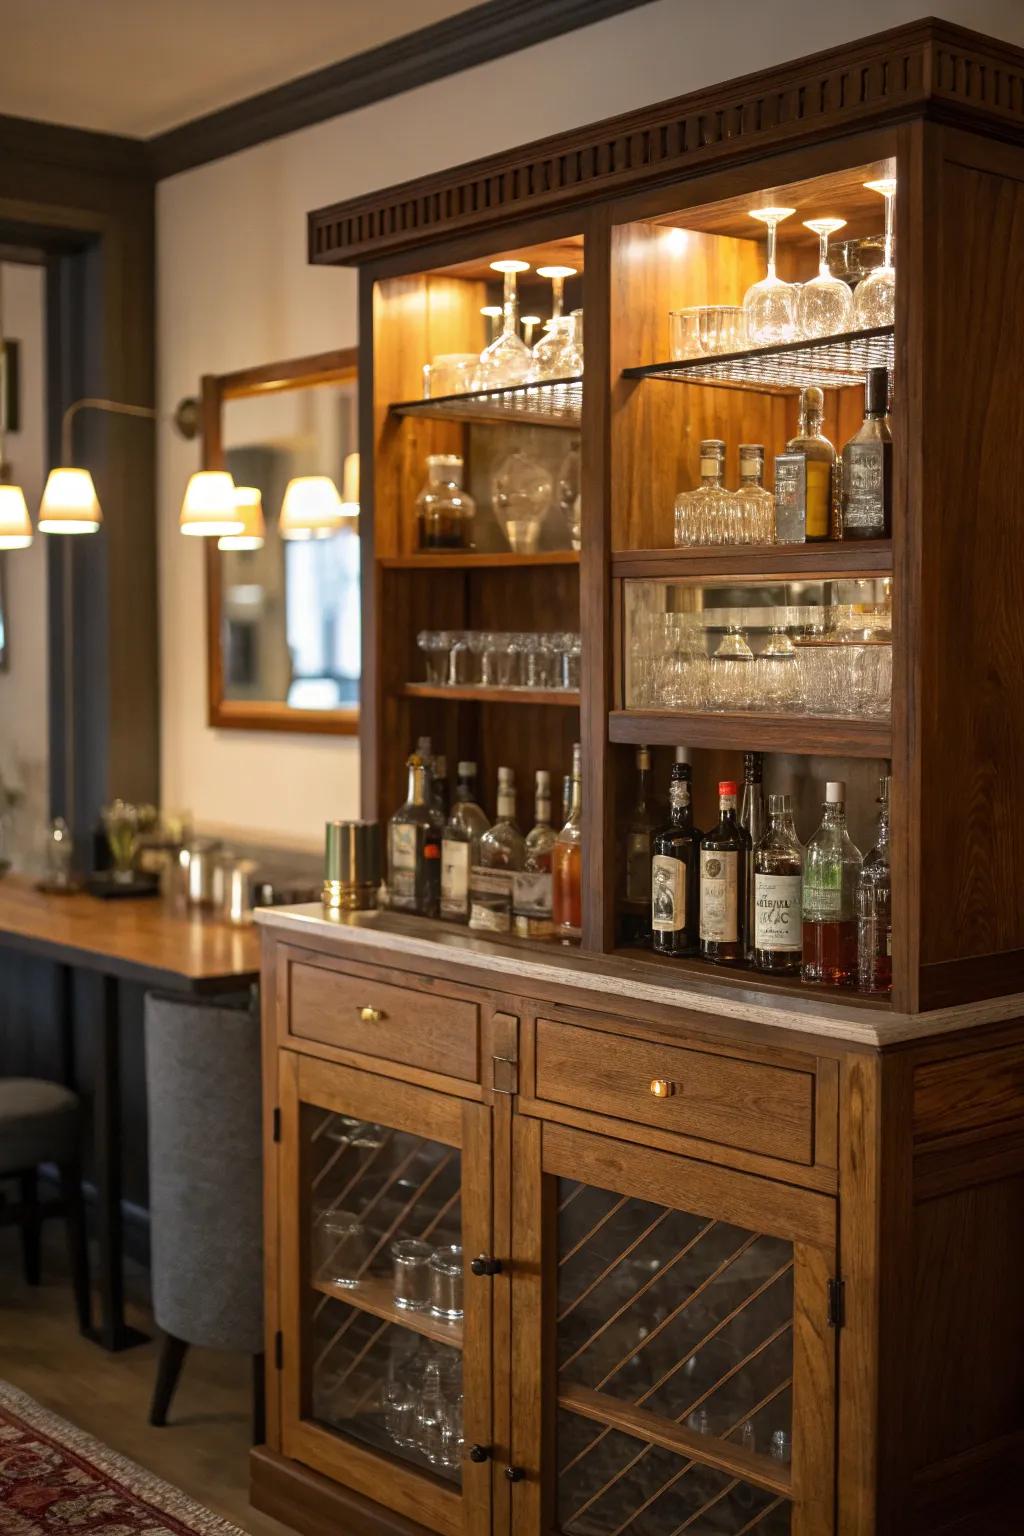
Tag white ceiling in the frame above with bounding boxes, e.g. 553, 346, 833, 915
0, 0, 476, 137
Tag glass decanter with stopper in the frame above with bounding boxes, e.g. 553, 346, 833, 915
415, 455, 477, 551
753, 794, 804, 975
786, 387, 836, 542
700, 780, 750, 966
856, 774, 892, 994
734, 444, 775, 544
674, 439, 732, 546
492, 450, 553, 554
552, 743, 583, 945
440, 761, 491, 923
514, 770, 557, 939
620, 746, 657, 947
469, 766, 525, 935
802, 781, 863, 986
651, 751, 701, 958
388, 754, 441, 917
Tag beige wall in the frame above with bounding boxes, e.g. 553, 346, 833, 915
0, 262, 47, 868
157, 0, 1024, 847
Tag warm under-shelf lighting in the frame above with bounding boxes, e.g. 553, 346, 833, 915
279, 475, 344, 541
340, 453, 360, 517
179, 470, 242, 537
0, 485, 33, 549
218, 486, 265, 551
38, 468, 102, 534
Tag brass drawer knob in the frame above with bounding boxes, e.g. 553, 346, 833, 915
358, 1005, 384, 1023
650, 1078, 676, 1099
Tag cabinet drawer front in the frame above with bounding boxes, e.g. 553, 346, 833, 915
534, 1018, 814, 1164
286, 958, 479, 1081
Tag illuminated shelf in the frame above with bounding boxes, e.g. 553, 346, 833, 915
612, 540, 892, 580
381, 550, 579, 570
400, 683, 579, 707
391, 374, 582, 427
609, 709, 891, 757
623, 326, 894, 393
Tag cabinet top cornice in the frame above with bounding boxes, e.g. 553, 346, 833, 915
308, 18, 1024, 267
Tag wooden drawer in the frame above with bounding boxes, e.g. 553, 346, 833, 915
534, 1017, 815, 1164
285, 956, 480, 1082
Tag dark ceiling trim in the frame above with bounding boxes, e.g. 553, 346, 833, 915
0, 111, 149, 179
149, 0, 656, 180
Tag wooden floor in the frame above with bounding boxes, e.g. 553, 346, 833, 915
0, 1224, 291, 1536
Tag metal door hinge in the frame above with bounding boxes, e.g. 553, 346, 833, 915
492, 1055, 518, 1094
274, 1330, 283, 1370
827, 1277, 846, 1330
272, 1107, 281, 1143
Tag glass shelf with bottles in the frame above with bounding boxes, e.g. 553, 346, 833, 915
618, 746, 892, 1001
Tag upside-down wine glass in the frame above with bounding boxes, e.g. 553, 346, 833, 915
478, 260, 532, 387
531, 264, 580, 380
798, 217, 854, 337
743, 207, 798, 345
853, 178, 897, 328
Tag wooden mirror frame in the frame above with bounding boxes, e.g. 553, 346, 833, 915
203, 348, 360, 735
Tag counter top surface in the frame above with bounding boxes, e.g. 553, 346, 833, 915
256, 904, 1023, 1047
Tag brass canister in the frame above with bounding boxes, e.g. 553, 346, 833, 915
323, 821, 380, 914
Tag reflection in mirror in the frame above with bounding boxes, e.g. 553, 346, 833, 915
207, 351, 361, 731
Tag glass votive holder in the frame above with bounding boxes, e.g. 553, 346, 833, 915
314, 1208, 367, 1289
392, 1238, 434, 1311
428, 1244, 464, 1321
668, 306, 702, 360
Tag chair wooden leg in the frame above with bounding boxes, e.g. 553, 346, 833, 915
252, 1352, 266, 1446
149, 1333, 189, 1426
58, 1162, 91, 1336
18, 1171, 41, 1285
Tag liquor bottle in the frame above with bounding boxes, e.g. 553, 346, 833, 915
414, 735, 444, 832
388, 754, 441, 917
753, 794, 804, 974
469, 767, 525, 935
651, 757, 699, 957
440, 763, 490, 924
841, 367, 892, 540
431, 753, 450, 823
561, 774, 572, 828
739, 752, 766, 962
802, 781, 863, 986
783, 386, 836, 541
514, 770, 556, 939
620, 746, 657, 946
552, 743, 583, 944
734, 445, 775, 544
856, 775, 892, 994
675, 439, 732, 546
699, 781, 749, 965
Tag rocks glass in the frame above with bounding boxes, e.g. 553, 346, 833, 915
391, 1238, 434, 1311
314, 1208, 367, 1288
428, 1244, 464, 1321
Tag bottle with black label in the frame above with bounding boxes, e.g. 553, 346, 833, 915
387, 754, 441, 917
620, 746, 656, 946
699, 780, 750, 965
650, 756, 699, 957
440, 763, 490, 924
753, 794, 804, 974
841, 366, 892, 539
739, 751, 765, 963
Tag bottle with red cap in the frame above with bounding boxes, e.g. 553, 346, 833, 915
699, 779, 750, 966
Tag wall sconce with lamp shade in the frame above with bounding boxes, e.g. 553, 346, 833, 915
217, 486, 265, 551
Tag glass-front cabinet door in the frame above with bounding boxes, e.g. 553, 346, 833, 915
510, 1120, 836, 1536
279, 1051, 492, 1536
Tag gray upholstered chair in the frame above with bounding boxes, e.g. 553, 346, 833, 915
144, 991, 264, 1436
0, 1077, 90, 1332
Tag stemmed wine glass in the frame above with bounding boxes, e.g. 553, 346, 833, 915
743, 207, 798, 345
530, 264, 580, 380
478, 260, 532, 387
798, 217, 854, 337
853, 178, 897, 328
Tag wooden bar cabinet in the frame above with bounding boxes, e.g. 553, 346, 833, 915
251, 20, 1024, 1536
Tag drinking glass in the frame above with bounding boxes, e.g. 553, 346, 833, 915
798, 218, 854, 337
423, 354, 479, 397
495, 634, 524, 687
853, 178, 897, 328
708, 627, 755, 711
439, 1391, 464, 1471
668, 306, 702, 359
417, 630, 452, 686
492, 450, 553, 554
448, 632, 473, 686
524, 634, 552, 689
854, 640, 893, 718
392, 1239, 435, 1311
743, 207, 798, 345
314, 1208, 367, 1288
697, 305, 747, 355
478, 260, 532, 387
384, 1375, 420, 1448
557, 633, 582, 691
429, 1244, 464, 1321
413, 1359, 447, 1463
753, 627, 800, 711
476, 633, 500, 687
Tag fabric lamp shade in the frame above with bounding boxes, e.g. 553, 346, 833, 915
279, 475, 343, 541
340, 453, 359, 515
0, 485, 33, 549
179, 471, 241, 537
218, 486, 265, 551
38, 468, 102, 534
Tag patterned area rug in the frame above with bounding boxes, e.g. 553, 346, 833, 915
0, 1381, 247, 1534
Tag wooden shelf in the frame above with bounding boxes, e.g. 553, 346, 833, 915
610, 944, 890, 1011
612, 541, 892, 580
622, 326, 894, 393
313, 1275, 463, 1349
609, 709, 891, 757
400, 683, 580, 707
381, 551, 579, 570
391, 375, 581, 428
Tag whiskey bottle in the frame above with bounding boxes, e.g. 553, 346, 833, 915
674, 438, 732, 546
699, 780, 749, 965
552, 743, 583, 944
561, 773, 572, 828
802, 781, 862, 986
856, 775, 892, 994
620, 746, 657, 946
414, 736, 444, 832
440, 763, 489, 924
514, 770, 556, 939
651, 758, 699, 957
753, 794, 804, 974
469, 767, 525, 935
431, 753, 450, 822
388, 754, 441, 917
734, 445, 775, 544
783, 386, 836, 542
841, 367, 892, 540
739, 751, 766, 962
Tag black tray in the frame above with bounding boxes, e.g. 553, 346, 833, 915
85, 871, 161, 900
